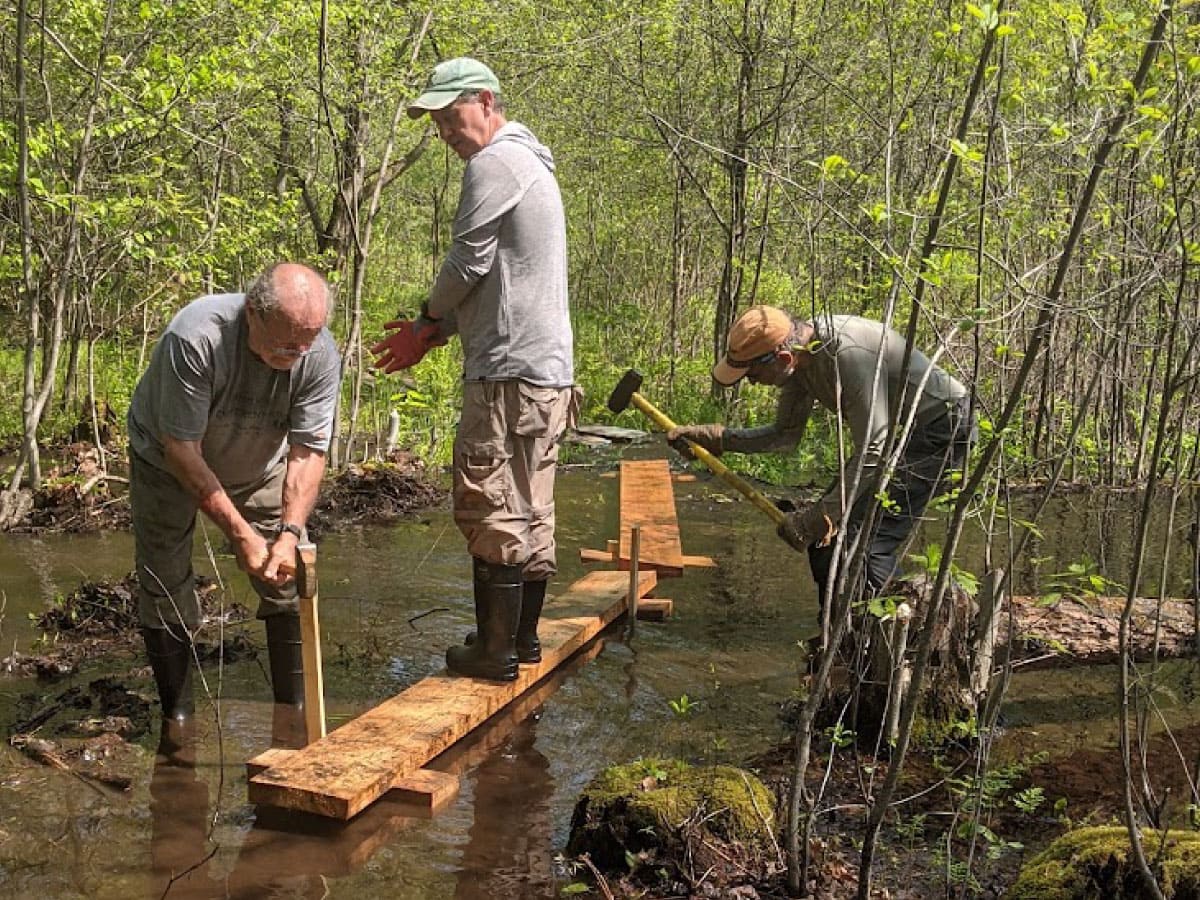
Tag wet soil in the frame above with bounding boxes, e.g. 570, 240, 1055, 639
0, 443, 446, 536
307, 451, 448, 534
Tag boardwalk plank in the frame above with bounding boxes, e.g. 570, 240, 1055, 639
248, 568, 657, 819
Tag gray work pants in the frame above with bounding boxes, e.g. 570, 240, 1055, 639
809, 397, 976, 605
129, 452, 300, 629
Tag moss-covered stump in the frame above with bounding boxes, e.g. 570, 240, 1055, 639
1010, 826, 1200, 899
567, 758, 779, 891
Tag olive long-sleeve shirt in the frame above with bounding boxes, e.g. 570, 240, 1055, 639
725, 315, 967, 521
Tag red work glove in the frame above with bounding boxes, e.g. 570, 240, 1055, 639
371, 317, 447, 373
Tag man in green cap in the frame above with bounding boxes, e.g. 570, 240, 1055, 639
373, 58, 580, 682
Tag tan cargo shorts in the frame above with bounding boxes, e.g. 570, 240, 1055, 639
452, 380, 582, 579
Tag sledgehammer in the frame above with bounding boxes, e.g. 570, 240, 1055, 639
607, 369, 786, 527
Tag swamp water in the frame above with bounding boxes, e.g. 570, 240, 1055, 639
0, 459, 1197, 898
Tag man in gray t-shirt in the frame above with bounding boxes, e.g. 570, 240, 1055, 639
669, 306, 974, 613
127, 262, 340, 747
373, 58, 579, 683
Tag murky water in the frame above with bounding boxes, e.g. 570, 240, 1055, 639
0, 454, 1197, 899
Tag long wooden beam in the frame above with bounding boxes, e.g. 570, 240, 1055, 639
247, 568, 657, 819
617, 459, 684, 572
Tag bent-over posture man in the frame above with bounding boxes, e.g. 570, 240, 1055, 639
373, 57, 579, 682
670, 306, 974, 610
128, 262, 340, 747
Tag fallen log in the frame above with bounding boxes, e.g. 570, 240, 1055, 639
1002, 594, 1196, 665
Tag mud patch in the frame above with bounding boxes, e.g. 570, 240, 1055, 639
3, 573, 248, 680
309, 454, 448, 533
2, 442, 130, 534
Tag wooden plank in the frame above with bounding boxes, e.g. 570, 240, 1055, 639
637, 598, 673, 620
580, 547, 718, 570
248, 568, 657, 819
430, 639, 607, 774
247, 750, 461, 810
618, 459, 684, 572
296, 544, 327, 743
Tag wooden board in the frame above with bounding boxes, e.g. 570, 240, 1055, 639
617, 459, 684, 572
248, 750, 461, 811
248, 568, 657, 819
579, 547, 716, 569
637, 598, 674, 621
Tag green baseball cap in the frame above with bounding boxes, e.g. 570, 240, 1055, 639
406, 57, 501, 119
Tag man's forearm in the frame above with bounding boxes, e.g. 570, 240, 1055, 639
161, 435, 256, 543
281, 445, 327, 529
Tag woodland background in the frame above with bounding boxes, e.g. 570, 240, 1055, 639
2, 0, 1196, 493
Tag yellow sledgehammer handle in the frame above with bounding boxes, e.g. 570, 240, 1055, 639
626, 393, 787, 527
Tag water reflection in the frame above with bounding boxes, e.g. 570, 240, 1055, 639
1, 470, 1197, 900
454, 716, 555, 900
149, 724, 215, 899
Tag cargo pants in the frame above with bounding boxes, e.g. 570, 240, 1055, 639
451, 380, 582, 580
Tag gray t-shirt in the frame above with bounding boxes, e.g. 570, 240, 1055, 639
127, 292, 341, 492
425, 122, 573, 388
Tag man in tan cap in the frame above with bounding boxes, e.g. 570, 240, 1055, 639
372, 58, 580, 682
669, 307, 974, 610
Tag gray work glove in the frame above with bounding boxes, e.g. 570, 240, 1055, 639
776, 504, 837, 552
666, 424, 725, 459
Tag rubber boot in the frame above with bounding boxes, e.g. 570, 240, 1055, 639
465, 579, 546, 664
515, 580, 546, 664
446, 559, 521, 682
142, 626, 195, 752
266, 613, 306, 748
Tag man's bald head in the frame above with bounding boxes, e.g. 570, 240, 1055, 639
245, 262, 331, 331
244, 262, 332, 370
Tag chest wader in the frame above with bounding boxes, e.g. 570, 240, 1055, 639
447, 558, 522, 681
265, 612, 306, 748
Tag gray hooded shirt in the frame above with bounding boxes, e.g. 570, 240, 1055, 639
726, 314, 969, 519
425, 122, 573, 387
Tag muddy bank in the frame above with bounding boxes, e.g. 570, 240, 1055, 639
0, 445, 446, 535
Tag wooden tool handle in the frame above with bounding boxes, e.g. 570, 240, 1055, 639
295, 542, 326, 743
630, 393, 787, 526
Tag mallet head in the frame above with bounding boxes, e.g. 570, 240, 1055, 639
607, 369, 644, 414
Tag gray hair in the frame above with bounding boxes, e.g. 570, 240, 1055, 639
457, 89, 505, 114
245, 262, 332, 322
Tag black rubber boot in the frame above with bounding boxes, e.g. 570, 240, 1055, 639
142, 626, 195, 723
266, 613, 306, 748
142, 626, 195, 760
465, 579, 547, 664
516, 580, 546, 664
446, 559, 521, 682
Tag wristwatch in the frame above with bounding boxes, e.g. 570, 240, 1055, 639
274, 522, 303, 540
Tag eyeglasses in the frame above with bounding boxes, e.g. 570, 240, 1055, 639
724, 348, 780, 371
250, 308, 318, 358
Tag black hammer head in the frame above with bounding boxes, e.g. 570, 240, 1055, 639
607, 369, 644, 414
